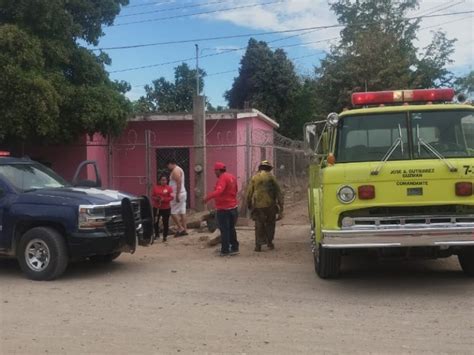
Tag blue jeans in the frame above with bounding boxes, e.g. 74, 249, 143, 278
216, 208, 239, 254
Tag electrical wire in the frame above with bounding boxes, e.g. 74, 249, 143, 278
118, 0, 234, 18
109, 11, 474, 73
95, 10, 474, 51
114, 0, 284, 26
126, 0, 183, 9
113, 36, 337, 74
417, 0, 465, 17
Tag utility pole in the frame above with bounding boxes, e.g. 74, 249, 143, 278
193, 44, 206, 211
195, 44, 200, 95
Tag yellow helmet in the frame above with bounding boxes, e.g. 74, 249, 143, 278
259, 160, 273, 170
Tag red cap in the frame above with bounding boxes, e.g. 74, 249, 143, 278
214, 162, 226, 170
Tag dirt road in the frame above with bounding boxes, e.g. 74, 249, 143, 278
1, 203, 473, 354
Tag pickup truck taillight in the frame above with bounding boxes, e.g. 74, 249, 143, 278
358, 185, 375, 200
455, 182, 472, 196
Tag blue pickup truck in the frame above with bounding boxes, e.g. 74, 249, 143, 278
0, 152, 154, 280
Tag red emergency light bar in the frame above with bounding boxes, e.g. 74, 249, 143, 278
352, 88, 455, 106
0, 151, 10, 157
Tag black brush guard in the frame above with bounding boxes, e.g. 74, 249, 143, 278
121, 196, 154, 253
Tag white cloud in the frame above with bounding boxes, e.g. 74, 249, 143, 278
202, 0, 473, 71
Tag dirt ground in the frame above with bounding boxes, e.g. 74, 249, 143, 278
1, 201, 473, 354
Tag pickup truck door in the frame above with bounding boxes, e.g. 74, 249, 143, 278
0, 182, 7, 249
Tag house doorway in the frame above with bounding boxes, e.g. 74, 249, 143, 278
156, 148, 191, 208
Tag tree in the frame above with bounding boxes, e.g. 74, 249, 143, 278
135, 63, 206, 113
225, 39, 301, 138
455, 71, 474, 98
314, 0, 456, 114
0, 0, 131, 143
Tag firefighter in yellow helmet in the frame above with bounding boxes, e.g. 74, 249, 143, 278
246, 160, 284, 252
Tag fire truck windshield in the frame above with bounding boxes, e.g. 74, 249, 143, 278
336, 110, 474, 163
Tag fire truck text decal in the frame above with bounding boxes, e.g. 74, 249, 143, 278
390, 168, 435, 178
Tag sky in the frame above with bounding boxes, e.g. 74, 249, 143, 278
94, 0, 474, 107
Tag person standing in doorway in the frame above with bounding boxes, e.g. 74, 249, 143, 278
246, 160, 284, 252
204, 162, 239, 256
151, 175, 173, 242
167, 159, 188, 237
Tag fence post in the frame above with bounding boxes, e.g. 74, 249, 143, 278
107, 137, 113, 189
292, 146, 297, 185
193, 95, 206, 211
244, 122, 252, 218
145, 130, 151, 199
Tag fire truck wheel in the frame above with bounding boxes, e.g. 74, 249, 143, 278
458, 248, 474, 276
314, 243, 341, 279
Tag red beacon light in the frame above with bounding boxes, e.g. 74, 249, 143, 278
0, 151, 10, 157
352, 88, 454, 106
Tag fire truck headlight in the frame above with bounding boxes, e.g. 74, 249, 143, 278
337, 186, 356, 204
342, 217, 354, 228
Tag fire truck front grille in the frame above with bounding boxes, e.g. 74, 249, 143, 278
341, 215, 474, 230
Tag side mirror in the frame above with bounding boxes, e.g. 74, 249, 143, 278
72, 160, 102, 188
327, 112, 339, 127
304, 120, 327, 154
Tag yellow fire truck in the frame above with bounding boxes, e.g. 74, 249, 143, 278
306, 88, 474, 278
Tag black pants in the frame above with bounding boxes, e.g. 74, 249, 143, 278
153, 208, 171, 239
216, 207, 239, 254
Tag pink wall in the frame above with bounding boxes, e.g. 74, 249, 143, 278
17, 113, 277, 210
17, 137, 88, 182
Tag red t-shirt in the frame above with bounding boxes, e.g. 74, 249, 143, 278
205, 172, 238, 210
151, 185, 173, 209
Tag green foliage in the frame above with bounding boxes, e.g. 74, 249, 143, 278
225, 39, 301, 138
454, 71, 474, 97
315, 0, 457, 113
135, 63, 206, 113
0, 0, 131, 143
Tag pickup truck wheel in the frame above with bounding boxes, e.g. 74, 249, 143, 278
314, 243, 341, 279
17, 227, 68, 281
458, 248, 474, 276
89, 252, 122, 263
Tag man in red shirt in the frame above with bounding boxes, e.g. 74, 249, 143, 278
203, 162, 239, 256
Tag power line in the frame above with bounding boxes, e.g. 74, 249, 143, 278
414, 0, 459, 16
112, 36, 337, 74
94, 25, 336, 51
114, 0, 284, 26
418, 0, 465, 17
126, 0, 183, 9
118, 0, 233, 18
95, 10, 474, 51
420, 14, 472, 30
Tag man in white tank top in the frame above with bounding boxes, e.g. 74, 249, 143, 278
167, 159, 188, 236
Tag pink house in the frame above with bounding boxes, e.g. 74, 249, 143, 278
15, 109, 278, 209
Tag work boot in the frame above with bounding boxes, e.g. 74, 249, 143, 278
267, 243, 275, 250
254, 245, 262, 252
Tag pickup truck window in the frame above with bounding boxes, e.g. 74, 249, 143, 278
0, 163, 68, 192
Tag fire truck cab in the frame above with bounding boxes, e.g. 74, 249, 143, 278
306, 88, 474, 278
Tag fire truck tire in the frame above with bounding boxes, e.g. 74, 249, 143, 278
458, 248, 474, 276
314, 243, 341, 279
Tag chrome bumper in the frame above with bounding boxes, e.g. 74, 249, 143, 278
322, 226, 474, 249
